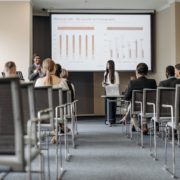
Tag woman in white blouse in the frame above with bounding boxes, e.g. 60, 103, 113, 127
35, 58, 68, 90
102, 60, 120, 126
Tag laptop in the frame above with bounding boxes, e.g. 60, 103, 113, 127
105, 84, 120, 96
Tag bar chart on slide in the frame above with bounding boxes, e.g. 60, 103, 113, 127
51, 14, 151, 71
58, 31, 95, 58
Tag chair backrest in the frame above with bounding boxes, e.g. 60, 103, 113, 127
16, 71, 24, 81
156, 87, 175, 120
20, 82, 37, 141
52, 87, 63, 117
131, 90, 143, 114
0, 77, 24, 170
62, 90, 71, 104
175, 84, 180, 128
1, 71, 24, 80
34, 86, 54, 129
143, 88, 156, 115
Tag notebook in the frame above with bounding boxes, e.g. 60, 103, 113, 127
105, 84, 120, 96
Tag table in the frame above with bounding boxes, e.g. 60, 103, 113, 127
101, 95, 124, 125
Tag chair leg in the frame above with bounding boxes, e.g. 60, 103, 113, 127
64, 117, 71, 161
47, 133, 50, 180
150, 119, 153, 156
172, 125, 176, 178
141, 116, 144, 148
39, 152, 45, 180
153, 120, 157, 160
164, 125, 168, 170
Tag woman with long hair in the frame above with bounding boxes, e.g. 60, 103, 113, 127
35, 58, 68, 89
102, 60, 120, 126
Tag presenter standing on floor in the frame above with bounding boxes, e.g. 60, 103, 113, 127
102, 60, 120, 126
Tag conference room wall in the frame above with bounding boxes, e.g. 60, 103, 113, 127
150, 2, 180, 82
33, 2, 180, 115
0, 1, 32, 81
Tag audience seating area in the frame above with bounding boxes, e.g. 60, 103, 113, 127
0, 77, 78, 180
1, 77, 180, 179
123, 85, 180, 178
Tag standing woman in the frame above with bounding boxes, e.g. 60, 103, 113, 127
102, 60, 120, 126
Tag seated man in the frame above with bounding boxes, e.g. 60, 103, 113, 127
124, 63, 157, 134
159, 65, 176, 87
170, 63, 180, 87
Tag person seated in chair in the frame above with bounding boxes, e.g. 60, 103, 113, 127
170, 63, 180, 87
159, 65, 176, 87
124, 63, 157, 134
4, 61, 17, 77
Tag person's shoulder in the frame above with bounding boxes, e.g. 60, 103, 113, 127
34, 77, 43, 87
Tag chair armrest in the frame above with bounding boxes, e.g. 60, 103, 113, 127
162, 104, 174, 126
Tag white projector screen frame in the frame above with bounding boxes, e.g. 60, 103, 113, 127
51, 14, 152, 71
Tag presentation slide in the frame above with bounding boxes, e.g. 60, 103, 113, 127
51, 14, 151, 71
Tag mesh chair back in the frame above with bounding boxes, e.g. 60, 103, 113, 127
21, 82, 36, 141
1, 71, 24, 80
156, 87, 175, 120
143, 89, 156, 115
52, 88, 62, 117
62, 90, 72, 104
0, 77, 24, 170
34, 86, 54, 127
175, 85, 180, 128
132, 90, 143, 114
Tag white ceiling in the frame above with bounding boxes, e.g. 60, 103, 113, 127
31, 0, 171, 14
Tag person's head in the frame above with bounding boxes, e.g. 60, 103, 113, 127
106, 60, 115, 72
42, 58, 55, 74
33, 55, 41, 65
136, 63, 148, 78
55, 64, 62, 77
174, 63, 180, 78
165, 65, 175, 78
105, 60, 115, 84
42, 58, 56, 85
60, 68, 68, 79
4, 61, 16, 77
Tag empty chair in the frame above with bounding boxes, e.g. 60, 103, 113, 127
150, 87, 175, 160
0, 77, 43, 180
162, 84, 180, 178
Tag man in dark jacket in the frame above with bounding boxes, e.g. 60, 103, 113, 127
28, 55, 43, 81
170, 63, 180, 87
159, 65, 176, 87
124, 63, 157, 101
124, 63, 157, 134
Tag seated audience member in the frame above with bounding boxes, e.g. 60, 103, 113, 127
35, 58, 70, 143
124, 63, 157, 134
119, 76, 136, 123
4, 61, 17, 77
170, 63, 180, 87
60, 68, 75, 101
35, 58, 67, 89
55, 63, 62, 77
159, 65, 176, 87
28, 54, 43, 81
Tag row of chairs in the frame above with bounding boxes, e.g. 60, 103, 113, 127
0, 77, 78, 180
123, 85, 180, 178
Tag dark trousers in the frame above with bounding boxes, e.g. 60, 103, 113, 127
105, 97, 117, 124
